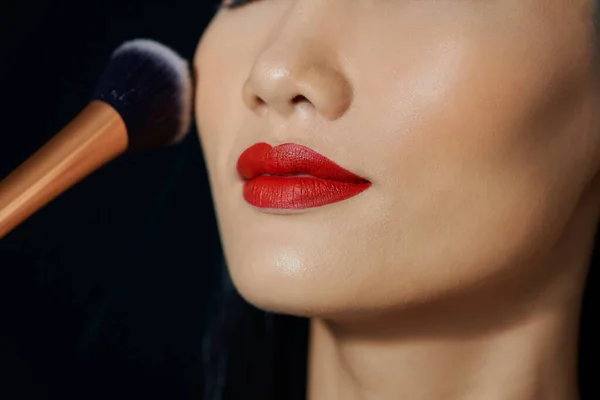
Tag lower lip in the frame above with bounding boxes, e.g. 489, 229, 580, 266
242, 176, 371, 209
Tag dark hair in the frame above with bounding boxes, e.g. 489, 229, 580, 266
202, 259, 308, 400
578, 230, 597, 398
201, 5, 600, 398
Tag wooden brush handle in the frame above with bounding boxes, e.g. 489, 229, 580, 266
0, 101, 128, 239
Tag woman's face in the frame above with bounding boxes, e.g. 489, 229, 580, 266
195, 0, 600, 317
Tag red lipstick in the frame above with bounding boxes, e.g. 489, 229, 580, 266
237, 143, 371, 209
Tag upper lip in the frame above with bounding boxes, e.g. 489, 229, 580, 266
237, 142, 369, 183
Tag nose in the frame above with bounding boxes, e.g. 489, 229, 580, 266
242, 36, 353, 121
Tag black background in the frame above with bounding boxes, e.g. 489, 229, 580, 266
0, 1, 221, 399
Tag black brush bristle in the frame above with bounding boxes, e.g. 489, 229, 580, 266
92, 39, 192, 151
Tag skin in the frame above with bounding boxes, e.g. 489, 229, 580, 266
194, 0, 600, 398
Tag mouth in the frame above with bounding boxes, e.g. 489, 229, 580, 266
236, 142, 371, 210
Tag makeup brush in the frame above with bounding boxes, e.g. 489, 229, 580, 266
0, 39, 193, 239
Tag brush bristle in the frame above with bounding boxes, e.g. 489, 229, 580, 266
92, 39, 193, 151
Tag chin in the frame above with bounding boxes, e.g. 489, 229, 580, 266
224, 247, 335, 318
221, 242, 418, 320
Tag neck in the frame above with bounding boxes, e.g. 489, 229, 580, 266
308, 309, 580, 400
307, 188, 598, 400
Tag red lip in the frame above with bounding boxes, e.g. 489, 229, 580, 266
237, 142, 371, 209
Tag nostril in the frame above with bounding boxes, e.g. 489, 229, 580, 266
291, 94, 311, 105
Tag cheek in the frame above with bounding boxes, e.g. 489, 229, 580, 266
347, 30, 598, 280
360, 22, 594, 203
194, 28, 245, 188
